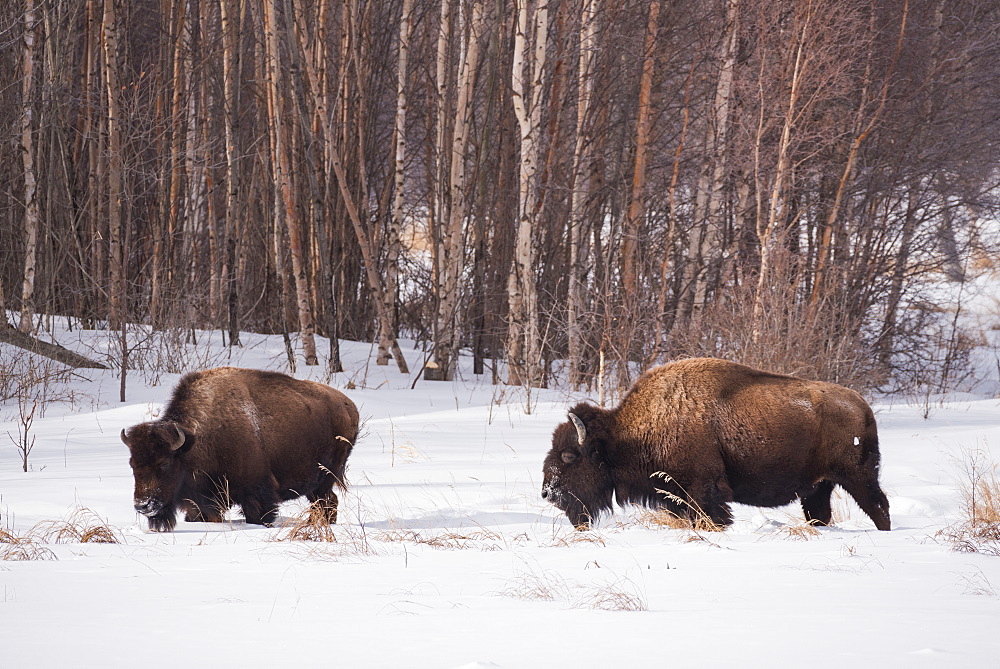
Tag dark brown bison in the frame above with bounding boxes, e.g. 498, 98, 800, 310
121, 367, 359, 532
542, 358, 890, 531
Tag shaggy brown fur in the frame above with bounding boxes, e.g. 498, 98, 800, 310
541, 358, 890, 531
121, 367, 359, 532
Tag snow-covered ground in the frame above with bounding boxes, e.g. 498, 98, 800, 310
2, 329, 999, 667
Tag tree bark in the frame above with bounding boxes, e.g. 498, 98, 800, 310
18, 0, 40, 334
263, 0, 319, 365
382, 0, 415, 372
621, 0, 659, 298
507, 0, 548, 388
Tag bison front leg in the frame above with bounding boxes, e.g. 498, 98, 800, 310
239, 498, 280, 527
800, 480, 835, 526
690, 476, 734, 530
838, 478, 891, 531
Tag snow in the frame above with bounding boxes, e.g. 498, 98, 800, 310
2, 330, 1000, 667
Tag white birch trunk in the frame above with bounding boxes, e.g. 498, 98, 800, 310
18, 0, 39, 333
507, 0, 547, 387
566, 0, 597, 387
263, 0, 319, 365
381, 0, 415, 372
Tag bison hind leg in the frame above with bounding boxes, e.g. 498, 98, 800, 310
800, 480, 835, 526
306, 473, 341, 524
308, 494, 339, 524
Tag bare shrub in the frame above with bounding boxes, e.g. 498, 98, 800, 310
125, 324, 230, 386
665, 252, 878, 391
0, 348, 81, 406
937, 448, 1000, 556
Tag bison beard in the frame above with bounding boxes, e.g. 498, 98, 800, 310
541, 358, 891, 532
121, 367, 359, 532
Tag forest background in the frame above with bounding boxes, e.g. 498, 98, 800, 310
2, 0, 999, 396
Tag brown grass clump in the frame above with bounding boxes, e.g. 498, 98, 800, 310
270, 504, 338, 542
637, 508, 725, 534
769, 521, 822, 541
31, 508, 122, 544
546, 527, 607, 548
0, 529, 57, 561
937, 448, 1000, 556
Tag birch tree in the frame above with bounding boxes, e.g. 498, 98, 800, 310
507, 0, 548, 388
566, 0, 598, 387
382, 0, 415, 373
427, 0, 487, 381
17, 0, 39, 333
263, 0, 319, 366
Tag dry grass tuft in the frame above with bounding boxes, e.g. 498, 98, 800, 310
370, 527, 510, 551
31, 508, 122, 544
770, 521, 822, 541
0, 529, 57, 561
572, 576, 648, 612
938, 448, 1000, 556
495, 564, 571, 602
272, 504, 338, 543
546, 527, 607, 548
637, 508, 725, 534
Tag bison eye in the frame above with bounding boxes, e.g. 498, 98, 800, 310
561, 451, 578, 464
159, 461, 170, 472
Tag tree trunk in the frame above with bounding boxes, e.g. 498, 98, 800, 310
18, 0, 40, 334
566, 0, 598, 388
263, 0, 318, 366
507, 0, 548, 388
382, 0, 415, 372
621, 0, 659, 298
219, 0, 244, 346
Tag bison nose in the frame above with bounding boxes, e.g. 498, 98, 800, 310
134, 499, 159, 516
541, 489, 548, 499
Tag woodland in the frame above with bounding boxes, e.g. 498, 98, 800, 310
2, 0, 999, 393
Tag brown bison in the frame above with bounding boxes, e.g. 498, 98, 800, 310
121, 367, 359, 532
541, 358, 890, 531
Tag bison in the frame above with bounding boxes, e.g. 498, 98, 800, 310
541, 358, 890, 531
121, 367, 359, 532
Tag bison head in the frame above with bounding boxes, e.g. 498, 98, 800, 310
541, 404, 614, 530
120, 421, 193, 531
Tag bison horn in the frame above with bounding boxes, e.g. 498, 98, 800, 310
120, 428, 129, 446
568, 412, 587, 445
170, 424, 187, 451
